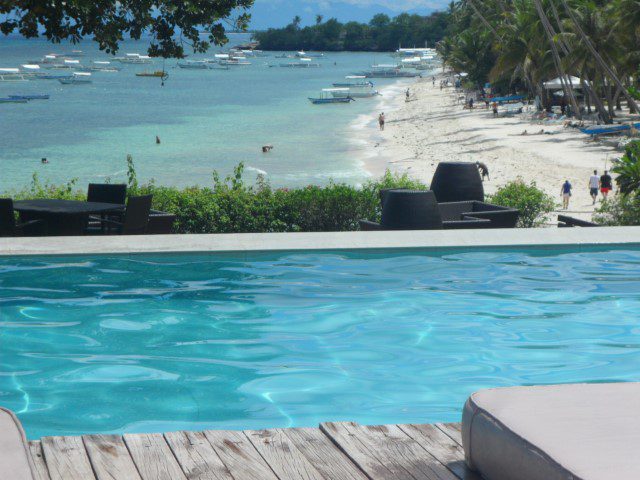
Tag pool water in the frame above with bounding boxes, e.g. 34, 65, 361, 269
1, 248, 640, 439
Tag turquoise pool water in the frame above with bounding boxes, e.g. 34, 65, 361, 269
1, 248, 640, 439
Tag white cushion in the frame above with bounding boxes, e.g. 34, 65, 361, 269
462, 383, 640, 480
0, 407, 35, 479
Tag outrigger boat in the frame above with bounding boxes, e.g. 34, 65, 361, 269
356, 64, 421, 79
333, 76, 374, 88
8, 94, 49, 100
280, 58, 320, 68
581, 122, 640, 136
116, 54, 153, 64
178, 61, 209, 69
58, 72, 92, 84
309, 88, 355, 105
0, 68, 28, 81
136, 70, 169, 79
0, 97, 28, 103
80, 61, 121, 72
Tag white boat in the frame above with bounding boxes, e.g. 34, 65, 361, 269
58, 72, 92, 84
116, 54, 153, 64
80, 61, 121, 72
0, 68, 28, 81
220, 58, 251, 66
296, 50, 324, 58
177, 61, 209, 69
333, 75, 374, 88
309, 88, 355, 104
330, 83, 379, 98
280, 58, 320, 68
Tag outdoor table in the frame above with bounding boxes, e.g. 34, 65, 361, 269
13, 199, 125, 236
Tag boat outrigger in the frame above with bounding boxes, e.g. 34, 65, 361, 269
136, 70, 169, 79
58, 72, 92, 84
308, 89, 355, 105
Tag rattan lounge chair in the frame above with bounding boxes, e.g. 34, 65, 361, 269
430, 162, 485, 202
0, 199, 44, 237
439, 201, 519, 228
359, 190, 490, 230
87, 194, 152, 235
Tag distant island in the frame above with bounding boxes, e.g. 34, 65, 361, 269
252, 12, 449, 52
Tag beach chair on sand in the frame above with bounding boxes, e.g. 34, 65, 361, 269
0, 407, 36, 479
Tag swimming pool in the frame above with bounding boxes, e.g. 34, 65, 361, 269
1, 247, 640, 439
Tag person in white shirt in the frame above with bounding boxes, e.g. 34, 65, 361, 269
589, 170, 600, 205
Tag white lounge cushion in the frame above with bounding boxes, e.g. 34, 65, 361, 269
0, 407, 35, 479
462, 383, 640, 480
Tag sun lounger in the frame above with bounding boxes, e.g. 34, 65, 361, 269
0, 407, 35, 479
462, 383, 640, 480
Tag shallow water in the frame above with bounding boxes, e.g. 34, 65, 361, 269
1, 247, 640, 439
0, 34, 416, 190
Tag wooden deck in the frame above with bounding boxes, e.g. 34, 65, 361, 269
28, 422, 480, 480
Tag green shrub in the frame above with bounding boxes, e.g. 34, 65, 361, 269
130, 162, 428, 233
593, 195, 640, 226
488, 180, 556, 228
9, 173, 85, 201
611, 140, 640, 195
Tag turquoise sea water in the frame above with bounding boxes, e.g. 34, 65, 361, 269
1, 247, 640, 439
0, 34, 412, 191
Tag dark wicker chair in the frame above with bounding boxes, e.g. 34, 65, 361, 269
439, 201, 519, 228
87, 195, 152, 235
0, 198, 45, 237
87, 184, 127, 204
430, 162, 484, 203
558, 215, 600, 228
359, 190, 490, 231
147, 210, 177, 234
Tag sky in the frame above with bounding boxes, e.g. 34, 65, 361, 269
247, 0, 448, 30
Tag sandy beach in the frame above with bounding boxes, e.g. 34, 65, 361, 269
364, 76, 620, 222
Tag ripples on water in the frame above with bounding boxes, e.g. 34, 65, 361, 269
1, 248, 640, 438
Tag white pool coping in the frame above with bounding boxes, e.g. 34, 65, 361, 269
1, 227, 639, 256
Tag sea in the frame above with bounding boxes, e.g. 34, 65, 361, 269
0, 33, 419, 191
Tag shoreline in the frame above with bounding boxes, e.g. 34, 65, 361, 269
359, 74, 619, 221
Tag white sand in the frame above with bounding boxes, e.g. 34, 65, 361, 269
361, 76, 620, 222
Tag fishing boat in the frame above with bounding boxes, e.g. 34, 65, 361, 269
280, 58, 320, 68
220, 57, 251, 66
116, 54, 153, 64
308, 89, 355, 105
136, 70, 169, 79
58, 72, 92, 84
0, 68, 28, 81
0, 97, 28, 103
331, 85, 380, 99
332, 76, 374, 88
8, 94, 49, 100
356, 65, 421, 79
296, 51, 324, 58
178, 61, 209, 69
80, 61, 121, 72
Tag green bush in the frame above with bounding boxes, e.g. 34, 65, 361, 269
593, 195, 640, 226
611, 140, 640, 195
9, 173, 85, 201
488, 180, 556, 228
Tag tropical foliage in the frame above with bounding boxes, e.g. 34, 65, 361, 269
5, 162, 428, 234
253, 13, 450, 52
438, 0, 640, 122
0, 0, 254, 57
489, 180, 556, 227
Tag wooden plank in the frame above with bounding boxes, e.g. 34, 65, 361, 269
203, 429, 278, 480
245, 429, 325, 480
164, 431, 233, 480
124, 433, 187, 480
41, 435, 96, 480
284, 427, 368, 480
28, 441, 51, 480
321, 422, 457, 480
435, 424, 463, 447
399, 425, 480, 480
83, 434, 142, 480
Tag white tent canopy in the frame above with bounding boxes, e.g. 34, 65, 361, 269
543, 76, 587, 89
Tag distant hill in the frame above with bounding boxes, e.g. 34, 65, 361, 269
248, 1, 438, 30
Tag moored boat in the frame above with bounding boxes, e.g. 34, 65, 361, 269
136, 70, 169, 79
0, 97, 28, 103
58, 72, 92, 84
309, 88, 355, 104
8, 94, 49, 100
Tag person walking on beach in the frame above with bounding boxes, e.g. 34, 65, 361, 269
378, 112, 385, 131
476, 161, 490, 181
406, 88, 410, 102
600, 170, 613, 200
561, 180, 572, 210
589, 170, 599, 204
492, 102, 499, 117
